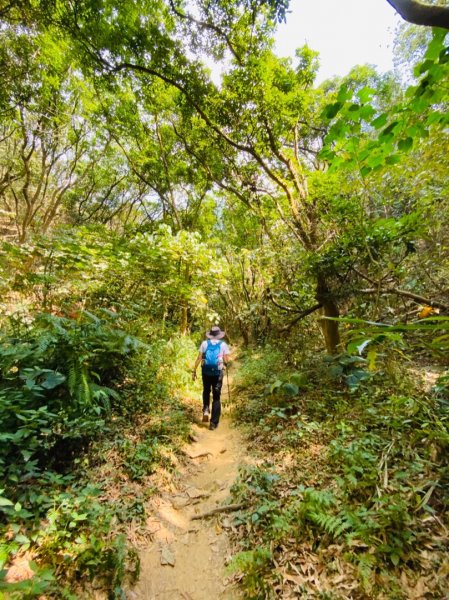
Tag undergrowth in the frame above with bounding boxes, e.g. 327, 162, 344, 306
229, 348, 449, 599
0, 312, 196, 598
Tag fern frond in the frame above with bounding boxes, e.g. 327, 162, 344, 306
309, 511, 351, 537
357, 553, 376, 591
80, 371, 91, 405
303, 487, 337, 508
67, 359, 79, 397
36, 333, 53, 355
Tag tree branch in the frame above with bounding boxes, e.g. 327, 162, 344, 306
111, 61, 314, 242
279, 302, 323, 332
351, 266, 378, 286
168, 0, 243, 64
154, 116, 182, 229
268, 290, 299, 313
191, 503, 246, 520
359, 287, 449, 311
386, 0, 449, 30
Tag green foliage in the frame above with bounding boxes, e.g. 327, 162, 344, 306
230, 346, 449, 596
118, 436, 160, 482
0, 328, 191, 597
0, 2, 448, 598
321, 29, 449, 176
0, 310, 137, 485
265, 372, 309, 398
227, 547, 274, 599
341, 316, 449, 361
0, 566, 55, 598
0, 475, 140, 598
434, 371, 449, 404
0, 227, 207, 595
233, 346, 284, 391
323, 353, 372, 391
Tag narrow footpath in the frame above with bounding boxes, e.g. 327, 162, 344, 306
128, 414, 245, 600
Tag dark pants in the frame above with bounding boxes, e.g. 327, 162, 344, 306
202, 370, 224, 426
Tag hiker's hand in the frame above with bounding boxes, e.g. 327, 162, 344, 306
192, 370, 197, 381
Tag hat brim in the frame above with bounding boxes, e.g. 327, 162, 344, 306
206, 331, 225, 339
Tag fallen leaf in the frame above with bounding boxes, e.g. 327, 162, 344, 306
283, 572, 307, 586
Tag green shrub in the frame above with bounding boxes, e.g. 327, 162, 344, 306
233, 346, 284, 391
229, 346, 449, 596
227, 547, 275, 599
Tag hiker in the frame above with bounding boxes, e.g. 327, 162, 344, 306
192, 326, 230, 430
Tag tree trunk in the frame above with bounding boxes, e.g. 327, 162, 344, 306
239, 319, 250, 346
180, 302, 189, 335
315, 275, 340, 354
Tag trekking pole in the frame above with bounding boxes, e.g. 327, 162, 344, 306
226, 365, 231, 406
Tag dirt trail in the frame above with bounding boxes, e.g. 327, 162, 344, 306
129, 415, 245, 600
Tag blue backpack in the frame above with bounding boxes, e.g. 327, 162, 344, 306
202, 340, 222, 376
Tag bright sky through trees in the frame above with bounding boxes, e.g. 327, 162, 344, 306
275, 0, 401, 82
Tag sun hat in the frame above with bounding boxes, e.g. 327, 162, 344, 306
206, 326, 226, 339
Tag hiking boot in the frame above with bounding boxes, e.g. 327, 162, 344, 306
202, 408, 210, 423
209, 422, 217, 430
